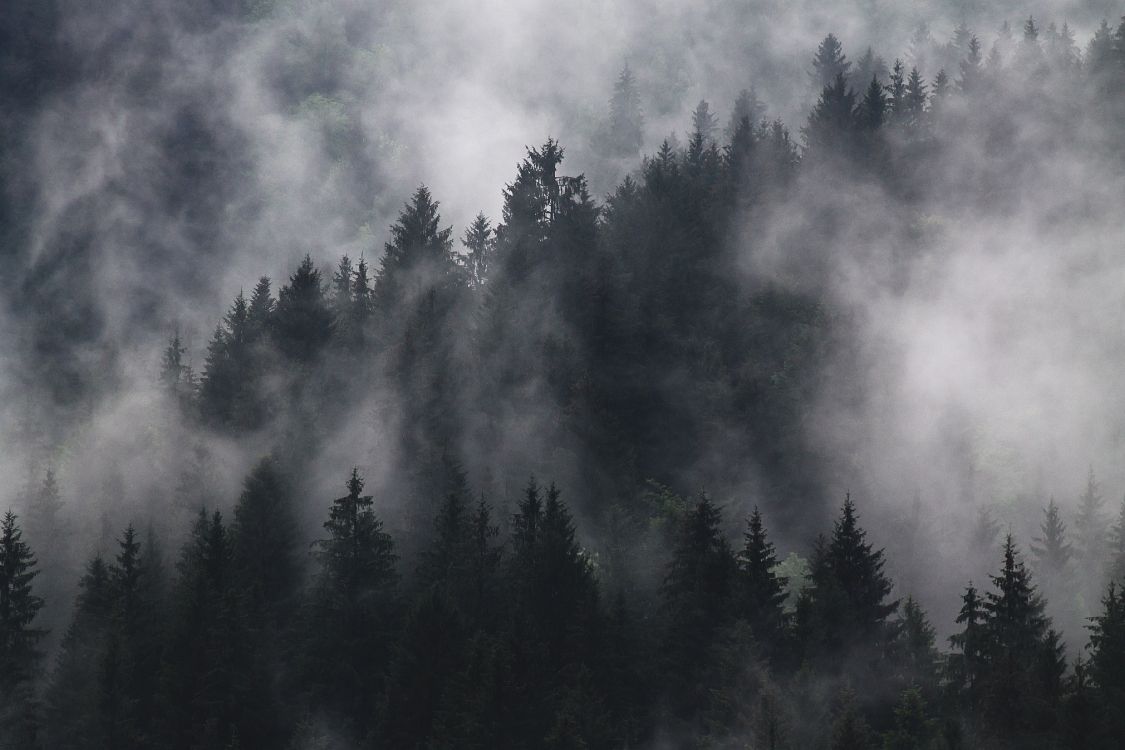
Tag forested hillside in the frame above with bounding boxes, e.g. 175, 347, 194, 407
3, 2, 1125, 749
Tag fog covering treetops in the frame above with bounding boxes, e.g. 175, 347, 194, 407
2, 2, 1125, 748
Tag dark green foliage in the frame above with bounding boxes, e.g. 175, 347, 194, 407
661, 493, 737, 716
302, 468, 397, 732
274, 254, 333, 363
797, 495, 898, 667
979, 535, 1060, 742
0, 511, 45, 747
1087, 582, 1125, 743
803, 73, 858, 156
736, 507, 788, 651
231, 457, 300, 624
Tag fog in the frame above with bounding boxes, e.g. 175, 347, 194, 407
3, 0, 1125, 662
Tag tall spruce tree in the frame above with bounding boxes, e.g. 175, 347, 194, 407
736, 507, 787, 650
0, 511, 45, 748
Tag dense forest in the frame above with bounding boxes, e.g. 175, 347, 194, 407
4, 1, 1125, 748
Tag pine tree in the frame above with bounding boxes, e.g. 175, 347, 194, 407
43, 554, 114, 750
1087, 582, 1125, 741
811, 33, 851, 89
828, 689, 870, 750
160, 332, 195, 406
230, 457, 299, 625
160, 509, 242, 750
896, 596, 939, 693
980, 535, 1055, 740
903, 67, 928, 126
948, 582, 987, 710
882, 688, 936, 750
726, 87, 767, 140
604, 63, 643, 157
1109, 496, 1125, 584
856, 76, 887, 130
736, 507, 787, 649
374, 186, 455, 313
661, 493, 737, 715
0, 511, 45, 747
459, 213, 494, 291
852, 47, 888, 91
305, 469, 398, 730
803, 72, 858, 155
814, 495, 898, 654
958, 35, 983, 92
886, 59, 907, 121
274, 254, 333, 363
1074, 467, 1108, 568
1032, 498, 1073, 574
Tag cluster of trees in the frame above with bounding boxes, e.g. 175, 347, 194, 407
6, 12, 1125, 749
5, 471, 1125, 749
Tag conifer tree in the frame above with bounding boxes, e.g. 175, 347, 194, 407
980, 535, 1056, 740
948, 582, 987, 710
736, 507, 787, 649
803, 73, 858, 155
808, 495, 898, 657
857, 76, 887, 130
0, 511, 45, 747
811, 33, 851, 89
661, 493, 736, 715
274, 254, 333, 363
903, 67, 928, 126
604, 63, 643, 157
1074, 467, 1108, 569
1032, 498, 1073, 574
895, 596, 939, 693
304, 469, 397, 730
459, 213, 494, 291
374, 186, 455, 313
1087, 582, 1125, 741
231, 457, 299, 625
725, 87, 766, 140
957, 34, 983, 92
886, 59, 907, 121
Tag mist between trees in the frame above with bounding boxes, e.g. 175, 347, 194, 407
3, 1, 1125, 748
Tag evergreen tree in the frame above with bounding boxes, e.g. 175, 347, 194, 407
1109, 496, 1125, 584
895, 596, 939, 693
803, 72, 858, 156
736, 507, 787, 650
1032, 498, 1073, 575
1074, 467, 1108, 570
604, 63, 643, 157
0, 511, 45, 748
459, 213, 494, 291
661, 493, 736, 716
304, 468, 398, 731
903, 67, 928, 127
980, 535, 1056, 741
230, 457, 299, 624
43, 555, 114, 750
886, 59, 907, 121
811, 33, 851, 89
274, 254, 333, 363
856, 76, 887, 130
948, 582, 987, 711
882, 688, 936, 750
726, 87, 767, 140
373, 185, 455, 313
801, 495, 898, 662
958, 36, 983, 92
1087, 581, 1125, 742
